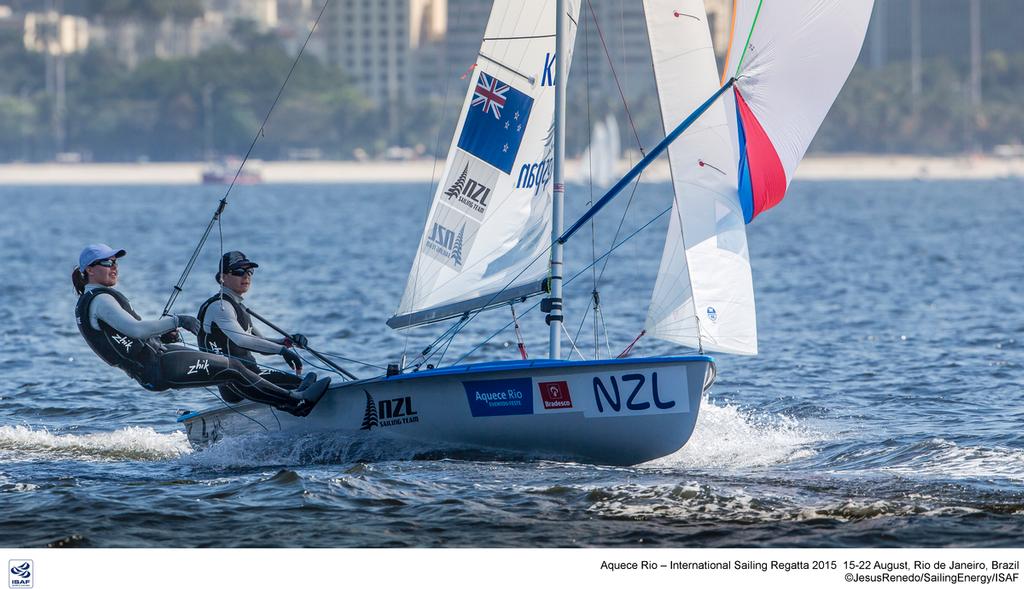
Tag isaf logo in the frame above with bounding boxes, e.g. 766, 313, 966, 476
361, 390, 419, 430
8, 560, 32, 588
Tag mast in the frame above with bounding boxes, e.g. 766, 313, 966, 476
547, 0, 567, 359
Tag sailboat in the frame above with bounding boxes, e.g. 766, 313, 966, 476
179, 0, 873, 465
580, 114, 621, 188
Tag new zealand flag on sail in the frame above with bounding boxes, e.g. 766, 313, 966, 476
457, 72, 534, 174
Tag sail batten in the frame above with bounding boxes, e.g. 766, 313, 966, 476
391, 0, 580, 330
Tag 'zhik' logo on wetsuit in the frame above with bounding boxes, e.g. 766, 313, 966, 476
187, 359, 210, 375
112, 334, 132, 352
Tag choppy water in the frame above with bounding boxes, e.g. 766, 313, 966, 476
1, 179, 1022, 547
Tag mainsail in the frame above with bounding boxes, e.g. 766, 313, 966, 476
389, 0, 580, 329
643, 0, 873, 354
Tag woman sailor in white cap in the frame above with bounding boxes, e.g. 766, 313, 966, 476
71, 244, 329, 416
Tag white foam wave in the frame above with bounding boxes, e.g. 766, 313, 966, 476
878, 438, 1024, 481
646, 398, 825, 470
185, 430, 420, 469
0, 425, 192, 461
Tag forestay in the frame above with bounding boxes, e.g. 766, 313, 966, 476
389, 0, 580, 329
643, 0, 757, 355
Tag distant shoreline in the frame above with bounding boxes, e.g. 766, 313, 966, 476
1, 155, 1022, 185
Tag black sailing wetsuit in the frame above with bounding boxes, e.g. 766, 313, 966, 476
197, 289, 301, 403
75, 284, 305, 412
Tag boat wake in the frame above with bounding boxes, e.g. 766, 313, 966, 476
0, 425, 191, 462
646, 398, 825, 470
831, 437, 1024, 482
184, 430, 517, 469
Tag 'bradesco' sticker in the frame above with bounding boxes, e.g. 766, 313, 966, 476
463, 378, 533, 417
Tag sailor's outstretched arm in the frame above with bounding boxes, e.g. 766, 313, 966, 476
90, 294, 177, 339
250, 324, 286, 345
204, 300, 284, 355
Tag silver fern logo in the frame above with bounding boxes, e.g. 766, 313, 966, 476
361, 390, 419, 429
426, 221, 467, 268
361, 390, 378, 430
444, 164, 468, 199
444, 163, 492, 217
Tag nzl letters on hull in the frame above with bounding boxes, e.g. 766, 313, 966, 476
538, 366, 691, 419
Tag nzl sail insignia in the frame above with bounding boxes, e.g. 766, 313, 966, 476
441, 151, 499, 222
457, 72, 533, 174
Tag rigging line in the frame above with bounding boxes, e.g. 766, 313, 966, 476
561, 321, 587, 361
596, 303, 612, 358
720, 0, 739, 85
404, 7, 464, 367
161, 0, 331, 317
312, 350, 386, 371
202, 388, 272, 432
433, 326, 459, 366
161, 199, 226, 316
511, 304, 528, 359
582, 0, 600, 358
733, 0, 764, 77
569, 167, 644, 347
451, 205, 673, 366
482, 34, 556, 41
408, 314, 468, 370
299, 354, 344, 378
585, 0, 643, 153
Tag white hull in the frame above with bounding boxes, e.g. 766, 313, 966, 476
179, 356, 715, 466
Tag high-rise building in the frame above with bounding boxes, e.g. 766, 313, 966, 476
320, 0, 445, 143
321, 0, 444, 102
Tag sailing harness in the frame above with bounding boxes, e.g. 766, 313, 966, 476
196, 292, 257, 368
76, 287, 160, 385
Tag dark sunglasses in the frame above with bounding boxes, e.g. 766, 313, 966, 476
228, 268, 255, 277
90, 258, 118, 268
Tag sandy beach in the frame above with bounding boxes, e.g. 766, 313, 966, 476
1, 155, 1022, 185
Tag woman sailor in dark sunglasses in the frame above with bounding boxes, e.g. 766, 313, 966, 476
196, 251, 311, 405
71, 244, 329, 416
